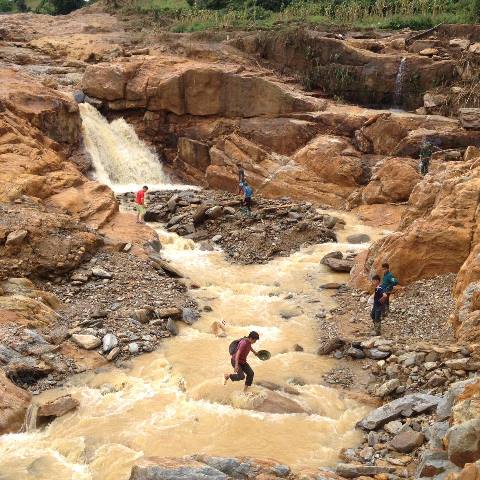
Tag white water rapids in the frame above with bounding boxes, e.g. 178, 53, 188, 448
0, 108, 386, 479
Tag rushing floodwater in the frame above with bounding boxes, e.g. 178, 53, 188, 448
0, 107, 386, 479
0, 218, 384, 479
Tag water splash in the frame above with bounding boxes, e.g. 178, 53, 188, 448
79, 104, 189, 193
393, 57, 407, 107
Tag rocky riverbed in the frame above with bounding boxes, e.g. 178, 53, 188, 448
119, 189, 339, 264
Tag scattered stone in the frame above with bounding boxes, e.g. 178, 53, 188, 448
390, 429, 425, 453
102, 334, 118, 353
384, 420, 404, 435
5, 229, 28, 246
156, 307, 183, 320
71, 334, 101, 350
347, 346, 365, 359
376, 379, 401, 397
346, 233, 370, 244
128, 343, 139, 354
336, 463, 395, 478
318, 337, 345, 355
106, 347, 120, 361
91, 268, 113, 279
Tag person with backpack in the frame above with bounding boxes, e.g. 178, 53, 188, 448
224, 331, 260, 392
380, 262, 398, 318
243, 182, 253, 215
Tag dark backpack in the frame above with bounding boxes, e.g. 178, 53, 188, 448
229, 338, 244, 355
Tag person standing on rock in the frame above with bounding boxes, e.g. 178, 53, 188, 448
371, 275, 388, 336
419, 139, 440, 176
237, 163, 245, 194
243, 182, 253, 215
380, 262, 398, 318
135, 185, 148, 224
224, 331, 260, 392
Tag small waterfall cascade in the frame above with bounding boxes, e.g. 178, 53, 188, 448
79, 103, 171, 192
393, 57, 407, 107
23, 403, 39, 432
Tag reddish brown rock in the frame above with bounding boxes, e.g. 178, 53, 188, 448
0, 370, 31, 434
361, 157, 421, 204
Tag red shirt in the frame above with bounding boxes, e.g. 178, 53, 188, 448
233, 339, 252, 364
136, 190, 145, 205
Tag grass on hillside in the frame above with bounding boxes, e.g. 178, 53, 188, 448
116, 0, 477, 33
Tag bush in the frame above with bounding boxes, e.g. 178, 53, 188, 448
50, 0, 86, 14
0, 0, 13, 12
473, 0, 480, 20
381, 14, 434, 30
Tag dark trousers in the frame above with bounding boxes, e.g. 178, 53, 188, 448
244, 197, 252, 212
371, 306, 383, 322
229, 358, 254, 386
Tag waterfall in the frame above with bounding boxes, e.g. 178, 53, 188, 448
23, 403, 39, 432
79, 103, 173, 193
393, 57, 407, 108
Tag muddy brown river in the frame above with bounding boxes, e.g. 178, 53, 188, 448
0, 106, 386, 480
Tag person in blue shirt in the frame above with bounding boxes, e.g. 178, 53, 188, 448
371, 274, 388, 336
381, 262, 398, 318
243, 182, 253, 215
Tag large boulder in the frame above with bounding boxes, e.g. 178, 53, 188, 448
82, 61, 320, 117
361, 157, 421, 204
446, 418, 480, 467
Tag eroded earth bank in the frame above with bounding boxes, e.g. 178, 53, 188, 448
1, 4, 480, 480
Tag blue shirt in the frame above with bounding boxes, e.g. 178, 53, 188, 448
244, 186, 253, 198
381, 271, 398, 293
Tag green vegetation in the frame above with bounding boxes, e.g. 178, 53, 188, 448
110, 0, 480, 32
0, 0, 86, 13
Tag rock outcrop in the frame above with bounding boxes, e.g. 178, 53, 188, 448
0, 370, 31, 434
351, 149, 480, 345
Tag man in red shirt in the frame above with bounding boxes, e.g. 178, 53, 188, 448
135, 185, 148, 224
224, 331, 260, 392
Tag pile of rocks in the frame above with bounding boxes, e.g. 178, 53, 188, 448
319, 336, 479, 398
119, 189, 339, 264
0, 249, 195, 395
333, 378, 480, 480
41, 251, 196, 362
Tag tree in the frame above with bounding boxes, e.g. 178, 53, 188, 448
473, 0, 480, 21
0, 0, 13, 12
49, 0, 86, 14
15, 0, 27, 11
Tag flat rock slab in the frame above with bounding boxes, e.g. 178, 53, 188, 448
38, 394, 79, 418
130, 457, 227, 480
336, 463, 396, 478
357, 393, 441, 430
